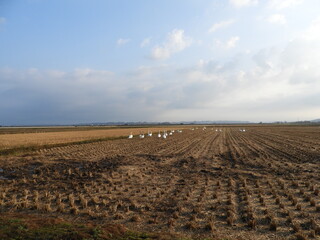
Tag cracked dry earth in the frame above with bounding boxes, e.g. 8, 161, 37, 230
1, 126, 320, 239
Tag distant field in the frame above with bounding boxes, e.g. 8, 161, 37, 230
0, 125, 178, 135
0, 126, 185, 151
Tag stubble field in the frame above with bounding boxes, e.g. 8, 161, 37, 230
0, 126, 179, 151
0, 125, 320, 239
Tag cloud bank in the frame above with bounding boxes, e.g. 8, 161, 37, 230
1, 12, 320, 125
1, 17, 320, 125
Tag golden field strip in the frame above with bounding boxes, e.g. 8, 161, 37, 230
0, 126, 185, 150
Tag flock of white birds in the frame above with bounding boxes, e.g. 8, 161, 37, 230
128, 127, 246, 139
128, 129, 183, 139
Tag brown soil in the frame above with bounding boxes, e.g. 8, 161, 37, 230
1, 126, 320, 239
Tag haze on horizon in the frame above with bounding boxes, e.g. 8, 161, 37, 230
0, 0, 320, 126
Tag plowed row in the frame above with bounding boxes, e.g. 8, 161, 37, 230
1, 126, 320, 239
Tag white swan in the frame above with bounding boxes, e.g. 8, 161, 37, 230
128, 132, 133, 139
163, 130, 168, 138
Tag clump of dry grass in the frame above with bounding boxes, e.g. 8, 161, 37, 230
296, 204, 302, 211
44, 190, 50, 198
131, 215, 141, 222
228, 178, 235, 189
91, 195, 100, 205
11, 194, 17, 206
205, 221, 216, 233
167, 218, 175, 228
309, 184, 315, 191
286, 211, 294, 224
269, 219, 277, 231
303, 193, 311, 202
292, 181, 299, 188
68, 194, 75, 208
226, 215, 235, 226
310, 218, 317, 230
177, 205, 184, 213
70, 206, 79, 215
295, 232, 308, 240
292, 221, 301, 233
292, 198, 298, 206
0, 191, 6, 201
81, 197, 88, 209
34, 201, 41, 211
44, 203, 52, 212
185, 221, 198, 230
264, 210, 273, 224
310, 198, 316, 206
248, 218, 257, 230
21, 199, 29, 209
110, 204, 118, 213
114, 213, 124, 220
148, 215, 159, 224
57, 202, 65, 213
288, 194, 294, 201
309, 230, 316, 238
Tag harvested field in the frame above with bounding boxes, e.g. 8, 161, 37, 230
1, 125, 320, 239
0, 126, 182, 151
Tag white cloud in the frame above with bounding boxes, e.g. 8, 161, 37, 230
268, 0, 303, 10
215, 36, 240, 49
208, 19, 234, 33
267, 14, 287, 25
140, 37, 151, 48
151, 47, 170, 60
116, 38, 130, 46
226, 36, 240, 48
229, 0, 258, 8
302, 17, 320, 41
151, 29, 192, 60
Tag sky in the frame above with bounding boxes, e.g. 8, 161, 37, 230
0, 0, 320, 125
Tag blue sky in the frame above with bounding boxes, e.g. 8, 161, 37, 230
1, 0, 320, 125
